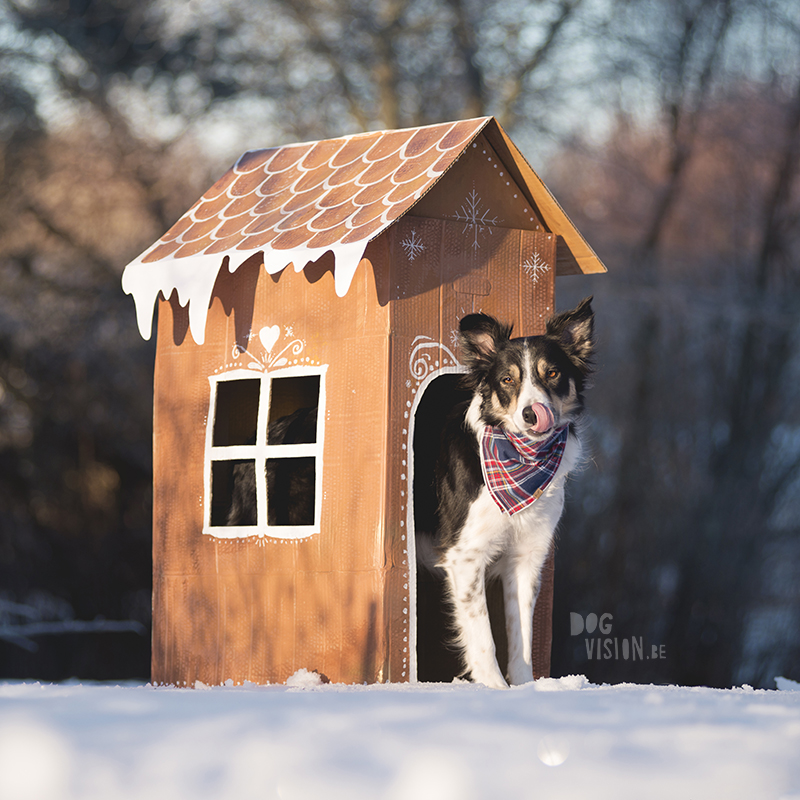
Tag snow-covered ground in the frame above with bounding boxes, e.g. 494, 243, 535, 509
1, 674, 799, 800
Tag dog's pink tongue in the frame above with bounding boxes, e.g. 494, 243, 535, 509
529, 403, 554, 433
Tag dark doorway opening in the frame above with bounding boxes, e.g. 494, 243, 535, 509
413, 372, 469, 682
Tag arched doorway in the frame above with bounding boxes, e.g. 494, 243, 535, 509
412, 371, 470, 682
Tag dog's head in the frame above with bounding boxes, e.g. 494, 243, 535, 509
458, 297, 595, 439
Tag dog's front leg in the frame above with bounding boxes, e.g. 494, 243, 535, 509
501, 555, 541, 685
442, 549, 508, 688
501, 535, 553, 685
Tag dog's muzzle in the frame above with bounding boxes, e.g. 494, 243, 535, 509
522, 402, 554, 434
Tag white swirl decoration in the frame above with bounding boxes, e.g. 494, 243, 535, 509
409, 336, 460, 382
270, 338, 305, 369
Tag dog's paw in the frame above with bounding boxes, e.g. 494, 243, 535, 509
507, 664, 535, 686
470, 667, 509, 689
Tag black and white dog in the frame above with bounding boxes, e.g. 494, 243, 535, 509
427, 298, 594, 688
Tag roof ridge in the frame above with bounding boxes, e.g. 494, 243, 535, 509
235, 116, 492, 158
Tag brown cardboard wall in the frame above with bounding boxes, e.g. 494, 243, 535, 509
152, 250, 395, 686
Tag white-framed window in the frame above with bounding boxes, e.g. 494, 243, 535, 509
203, 365, 327, 539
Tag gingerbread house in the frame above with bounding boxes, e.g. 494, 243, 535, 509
121, 116, 605, 686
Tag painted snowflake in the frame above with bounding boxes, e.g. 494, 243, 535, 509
522, 251, 548, 284
400, 228, 426, 261
454, 186, 499, 250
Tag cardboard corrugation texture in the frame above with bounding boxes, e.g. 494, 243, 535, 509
150, 127, 562, 687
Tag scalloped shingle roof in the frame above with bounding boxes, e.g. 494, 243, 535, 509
146, 118, 486, 261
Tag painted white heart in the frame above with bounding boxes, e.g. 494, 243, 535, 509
259, 325, 280, 353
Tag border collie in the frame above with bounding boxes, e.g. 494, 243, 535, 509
428, 297, 594, 688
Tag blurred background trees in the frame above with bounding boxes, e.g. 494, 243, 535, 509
0, 0, 798, 686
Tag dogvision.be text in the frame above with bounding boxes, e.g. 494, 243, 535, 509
570, 612, 667, 661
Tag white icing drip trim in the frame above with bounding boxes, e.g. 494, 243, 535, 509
121, 239, 371, 344
121, 253, 224, 345
258, 240, 369, 296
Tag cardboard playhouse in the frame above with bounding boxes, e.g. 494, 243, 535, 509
121, 116, 606, 687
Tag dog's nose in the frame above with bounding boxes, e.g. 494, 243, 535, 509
522, 405, 536, 425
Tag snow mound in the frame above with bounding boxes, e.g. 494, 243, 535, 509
532, 674, 590, 692
286, 668, 328, 689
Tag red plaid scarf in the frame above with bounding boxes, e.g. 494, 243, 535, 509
480, 425, 568, 515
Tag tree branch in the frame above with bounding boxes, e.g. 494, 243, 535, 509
445, 0, 487, 118
497, 0, 583, 129
274, 0, 371, 131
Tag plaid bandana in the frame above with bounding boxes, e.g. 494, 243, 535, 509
480, 425, 568, 515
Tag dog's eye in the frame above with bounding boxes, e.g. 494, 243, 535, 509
546, 368, 560, 380
502, 375, 514, 385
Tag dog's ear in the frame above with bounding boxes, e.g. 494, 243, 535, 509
459, 313, 513, 373
545, 297, 594, 374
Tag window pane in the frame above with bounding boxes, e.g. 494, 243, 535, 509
268, 376, 320, 444
211, 460, 256, 526
267, 457, 315, 526
213, 379, 260, 447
